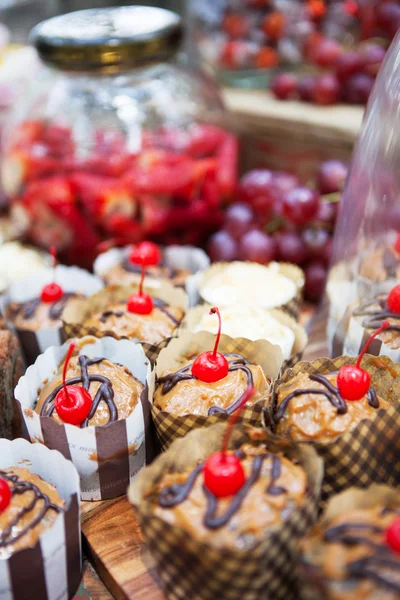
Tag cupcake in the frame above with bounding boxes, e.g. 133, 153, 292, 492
3, 264, 103, 365
94, 240, 209, 293
182, 303, 307, 367
196, 261, 304, 319
300, 485, 400, 600
0, 437, 81, 600
151, 309, 283, 450
15, 336, 155, 500
359, 244, 400, 283
0, 242, 50, 293
129, 423, 322, 600
0, 322, 23, 439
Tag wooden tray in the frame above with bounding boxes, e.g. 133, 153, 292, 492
78, 304, 326, 600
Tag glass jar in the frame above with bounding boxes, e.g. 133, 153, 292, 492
188, 0, 391, 89
2, 6, 237, 268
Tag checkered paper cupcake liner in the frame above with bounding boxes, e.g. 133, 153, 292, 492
129, 424, 323, 600
151, 331, 283, 451
269, 355, 400, 502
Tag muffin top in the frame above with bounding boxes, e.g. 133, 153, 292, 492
0, 467, 65, 559
103, 258, 189, 289
83, 298, 184, 345
9, 292, 85, 331
353, 294, 400, 350
152, 443, 307, 549
36, 353, 143, 427
274, 371, 389, 444
301, 505, 400, 600
154, 353, 269, 416
359, 246, 400, 283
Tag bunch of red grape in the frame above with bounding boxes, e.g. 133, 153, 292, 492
207, 159, 348, 302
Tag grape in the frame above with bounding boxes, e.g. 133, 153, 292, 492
238, 169, 275, 217
344, 73, 374, 104
317, 160, 348, 194
304, 262, 327, 302
271, 171, 299, 196
302, 228, 331, 260
276, 231, 307, 264
360, 44, 386, 77
312, 38, 342, 68
239, 229, 277, 263
314, 200, 338, 226
271, 73, 298, 100
313, 74, 341, 105
322, 238, 333, 266
335, 51, 363, 83
225, 203, 254, 239
207, 230, 238, 261
298, 76, 316, 102
376, 3, 400, 37
283, 187, 320, 225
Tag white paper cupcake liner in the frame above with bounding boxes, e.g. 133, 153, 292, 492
14, 336, 156, 501
0, 437, 81, 600
2, 266, 104, 366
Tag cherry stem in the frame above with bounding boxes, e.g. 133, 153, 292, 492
62, 343, 75, 406
139, 260, 145, 297
50, 246, 57, 282
221, 386, 255, 458
356, 320, 390, 369
210, 307, 222, 360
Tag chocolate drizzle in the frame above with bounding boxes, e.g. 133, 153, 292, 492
156, 354, 255, 416
274, 372, 379, 423
0, 469, 63, 548
353, 294, 400, 332
21, 293, 77, 320
158, 453, 286, 529
40, 355, 118, 427
323, 520, 400, 592
122, 257, 180, 280
99, 297, 180, 326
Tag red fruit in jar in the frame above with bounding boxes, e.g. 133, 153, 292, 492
360, 44, 386, 77
238, 229, 277, 263
225, 203, 254, 240
222, 13, 250, 39
11, 119, 44, 148
312, 74, 341, 105
335, 51, 363, 83
283, 187, 320, 225
304, 261, 327, 302
302, 228, 331, 260
307, 0, 326, 19
220, 40, 255, 70
276, 231, 307, 264
271, 74, 297, 100
105, 214, 142, 242
344, 73, 374, 104
254, 47, 279, 69
139, 195, 169, 235
312, 38, 342, 68
317, 160, 348, 194
261, 12, 285, 40
238, 169, 274, 217
208, 230, 238, 262
1, 149, 61, 197
127, 151, 195, 196
216, 133, 238, 199
42, 123, 74, 158
298, 76, 316, 102
185, 125, 226, 159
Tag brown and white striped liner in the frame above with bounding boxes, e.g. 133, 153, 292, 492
14, 336, 156, 501
129, 424, 323, 600
179, 304, 307, 370
151, 331, 283, 451
188, 261, 304, 321
2, 265, 103, 366
62, 283, 188, 364
269, 355, 400, 502
0, 438, 81, 600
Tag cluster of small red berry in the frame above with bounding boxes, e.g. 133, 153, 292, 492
207, 159, 348, 302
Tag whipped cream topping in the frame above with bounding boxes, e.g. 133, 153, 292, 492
200, 262, 297, 310
0, 243, 49, 292
194, 304, 295, 360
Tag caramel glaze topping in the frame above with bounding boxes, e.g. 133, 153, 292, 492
40, 355, 118, 427
353, 295, 400, 332
274, 373, 379, 423
123, 257, 180, 280
18, 292, 77, 321
0, 470, 63, 549
157, 354, 254, 416
100, 297, 180, 326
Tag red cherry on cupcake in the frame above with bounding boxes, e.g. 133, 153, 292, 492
337, 320, 390, 401
203, 386, 255, 498
40, 246, 64, 303
129, 241, 161, 267
0, 478, 11, 513
126, 262, 154, 315
192, 307, 229, 383
387, 285, 400, 314
386, 518, 400, 553
55, 343, 92, 426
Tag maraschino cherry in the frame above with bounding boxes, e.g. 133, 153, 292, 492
192, 307, 229, 383
203, 386, 255, 498
387, 284, 400, 314
54, 343, 92, 426
129, 241, 161, 267
0, 478, 11, 513
40, 246, 64, 303
337, 320, 390, 401
386, 518, 400, 554
126, 262, 153, 315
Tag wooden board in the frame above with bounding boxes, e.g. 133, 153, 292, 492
80, 304, 326, 600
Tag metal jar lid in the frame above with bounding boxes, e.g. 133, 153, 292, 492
30, 6, 183, 73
